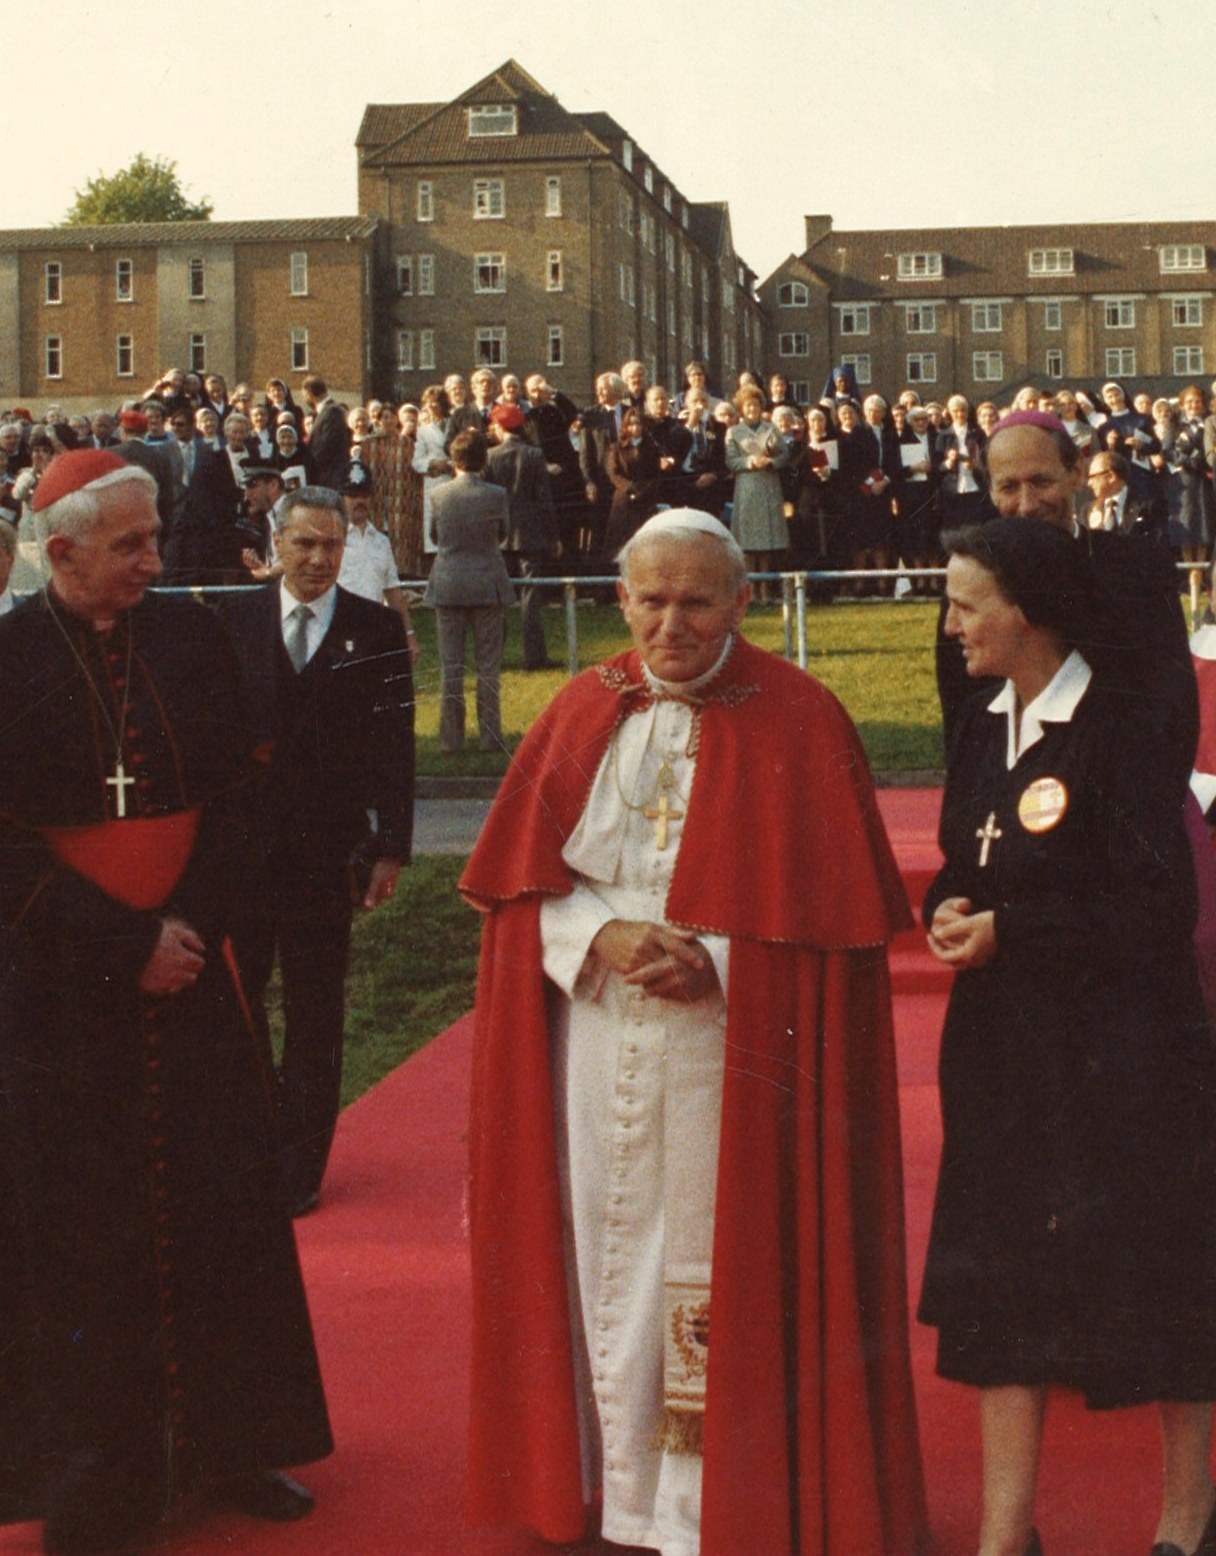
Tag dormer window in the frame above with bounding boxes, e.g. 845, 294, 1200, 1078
1028, 248, 1074, 275
622, 139, 633, 172
1161, 244, 1206, 273
468, 104, 517, 138
896, 252, 942, 280
643, 165, 653, 193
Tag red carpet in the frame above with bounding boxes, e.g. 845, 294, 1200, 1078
0, 790, 1185, 1553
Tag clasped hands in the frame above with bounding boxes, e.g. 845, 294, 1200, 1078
591, 918, 718, 1003
927, 896, 997, 969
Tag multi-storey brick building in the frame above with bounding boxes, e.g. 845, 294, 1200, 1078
761, 214, 1216, 404
0, 217, 377, 411
357, 60, 764, 405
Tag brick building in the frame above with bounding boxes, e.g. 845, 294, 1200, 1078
357, 60, 764, 405
761, 214, 1216, 405
0, 217, 377, 412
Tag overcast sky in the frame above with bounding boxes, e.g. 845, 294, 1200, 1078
12, 0, 1213, 283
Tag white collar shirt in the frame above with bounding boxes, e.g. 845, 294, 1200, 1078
279, 580, 337, 666
987, 648, 1093, 769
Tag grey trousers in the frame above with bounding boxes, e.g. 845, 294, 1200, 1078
435, 604, 505, 752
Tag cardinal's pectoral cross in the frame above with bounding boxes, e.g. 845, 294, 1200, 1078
976, 810, 1002, 868
643, 763, 684, 851
107, 757, 136, 820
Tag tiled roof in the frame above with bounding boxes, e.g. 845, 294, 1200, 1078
799, 220, 1216, 299
356, 104, 441, 149
0, 217, 378, 250
362, 57, 613, 169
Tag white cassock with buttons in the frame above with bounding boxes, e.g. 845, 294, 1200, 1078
539, 658, 731, 1556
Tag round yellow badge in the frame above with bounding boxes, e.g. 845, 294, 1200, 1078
1017, 777, 1069, 834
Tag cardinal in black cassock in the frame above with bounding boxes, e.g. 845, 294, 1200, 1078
0, 450, 331, 1554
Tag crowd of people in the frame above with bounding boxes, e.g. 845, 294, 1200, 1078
2, 360, 1214, 609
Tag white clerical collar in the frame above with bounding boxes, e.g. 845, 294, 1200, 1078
987, 648, 1092, 768
641, 632, 735, 698
279, 579, 337, 637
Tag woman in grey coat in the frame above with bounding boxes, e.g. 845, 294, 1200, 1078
725, 383, 791, 596
424, 428, 515, 753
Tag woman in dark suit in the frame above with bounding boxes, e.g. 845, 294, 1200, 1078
922, 517, 1216, 1556
603, 408, 662, 555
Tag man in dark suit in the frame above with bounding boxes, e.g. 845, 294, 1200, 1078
579, 371, 627, 559
1084, 449, 1168, 537
444, 368, 499, 450
219, 486, 414, 1214
114, 407, 174, 528
485, 404, 558, 669
301, 374, 351, 490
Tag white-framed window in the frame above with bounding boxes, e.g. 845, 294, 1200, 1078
44, 261, 62, 304
681, 201, 689, 231
681, 251, 693, 288
643, 164, 653, 193
474, 252, 506, 293
545, 176, 562, 217
1028, 248, 1074, 275
700, 324, 710, 359
778, 281, 809, 308
906, 352, 937, 384
1105, 346, 1136, 376
290, 327, 309, 371
665, 232, 675, 273
115, 258, 133, 302
44, 335, 62, 379
644, 281, 657, 323
838, 304, 870, 335
663, 184, 672, 214
701, 268, 710, 307
417, 181, 434, 222
618, 189, 634, 234
546, 250, 563, 292
188, 257, 205, 299
365, 328, 372, 374
396, 329, 414, 371
905, 304, 937, 334
1173, 296, 1203, 327
473, 178, 505, 219
778, 333, 809, 358
1046, 348, 1063, 379
721, 277, 735, 312
419, 328, 435, 370
788, 381, 809, 405
1175, 345, 1205, 375
290, 251, 308, 296
644, 213, 657, 253
1044, 300, 1062, 331
972, 302, 1002, 332
1161, 244, 1206, 273
681, 315, 693, 350
396, 255, 413, 296
547, 323, 564, 367
667, 297, 676, 337
1104, 298, 1135, 329
190, 333, 206, 373
418, 254, 434, 296
621, 139, 633, 171
896, 251, 942, 280
116, 333, 134, 377
474, 326, 506, 367
973, 351, 1004, 382
467, 104, 517, 137
841, 352, 871, 385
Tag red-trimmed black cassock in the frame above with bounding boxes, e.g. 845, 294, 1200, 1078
461, 634, 928, 1556
0, 589, 332, 1532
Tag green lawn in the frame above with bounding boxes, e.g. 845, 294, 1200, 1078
411, 596, 945, 776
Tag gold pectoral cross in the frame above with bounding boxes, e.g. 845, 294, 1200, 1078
644, 762, 684, 850
106, 757, 135, 819
976, 811, 1002, 867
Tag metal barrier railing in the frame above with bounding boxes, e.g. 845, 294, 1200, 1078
20, 559, 1205, 678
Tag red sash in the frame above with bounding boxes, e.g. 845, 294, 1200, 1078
39, 810, 200, 910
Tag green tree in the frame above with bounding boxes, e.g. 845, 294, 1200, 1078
62, 154, 213, 226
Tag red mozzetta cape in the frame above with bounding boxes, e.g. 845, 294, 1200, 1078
461, 637, 927, 1556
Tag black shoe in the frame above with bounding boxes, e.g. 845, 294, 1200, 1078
1151, 1491, 1216, 1555
220, 1469, 314, 1522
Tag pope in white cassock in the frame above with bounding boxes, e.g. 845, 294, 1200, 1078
461, 511, 927, 1556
